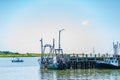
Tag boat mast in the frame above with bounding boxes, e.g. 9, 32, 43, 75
40, 38, 44, 62
40, 38, 43, 54
58, 29, 64, 54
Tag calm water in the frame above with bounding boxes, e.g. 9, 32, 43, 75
0, 57, 120, 80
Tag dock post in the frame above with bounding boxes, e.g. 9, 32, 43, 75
94, 54, 96, 61
85, 54, 88, 69
76, 54, 78, 69
94, 54, 96, 68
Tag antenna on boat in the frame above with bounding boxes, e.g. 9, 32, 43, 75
93, 47, 95, 54
113, 42, 120, 57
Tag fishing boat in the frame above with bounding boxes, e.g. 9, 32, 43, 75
95, 42, 120, 69
95, 58, 120, 69
11, 58, 24, 62
39, 56, 67, 70
38, 33, 67, 70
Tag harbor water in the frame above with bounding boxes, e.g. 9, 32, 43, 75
0, 57, 120, 80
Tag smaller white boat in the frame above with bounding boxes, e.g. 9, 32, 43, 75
11, 58, 24, 62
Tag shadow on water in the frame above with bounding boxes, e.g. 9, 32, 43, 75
39, 69, 120, 80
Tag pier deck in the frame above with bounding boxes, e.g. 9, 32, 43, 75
65, 53, 120, 69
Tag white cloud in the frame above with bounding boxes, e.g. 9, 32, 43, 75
80, 19, 89, 27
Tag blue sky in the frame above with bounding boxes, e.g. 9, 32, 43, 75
0, 0, 120, 54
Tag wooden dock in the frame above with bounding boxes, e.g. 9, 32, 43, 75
64, 53, 120, 69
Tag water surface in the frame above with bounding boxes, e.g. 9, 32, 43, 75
0, 57, 120, 80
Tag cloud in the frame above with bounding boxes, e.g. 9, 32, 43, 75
80, 20, 89, 27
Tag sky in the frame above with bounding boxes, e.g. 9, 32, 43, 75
0, 0, 120, 54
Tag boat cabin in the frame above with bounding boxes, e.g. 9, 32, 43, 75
104, 58, 118, 66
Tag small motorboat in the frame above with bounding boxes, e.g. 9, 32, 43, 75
11, 58, 24, 62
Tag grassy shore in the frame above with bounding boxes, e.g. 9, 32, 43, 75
0, 53, 65, 57
0, 53, 40, 57
0, 51, 70, 57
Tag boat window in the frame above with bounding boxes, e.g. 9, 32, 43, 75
115, 61, 117, 63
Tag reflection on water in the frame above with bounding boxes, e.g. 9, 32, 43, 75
39, 69, 120, 80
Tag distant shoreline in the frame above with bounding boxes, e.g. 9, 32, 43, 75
0, 53, 40, 57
